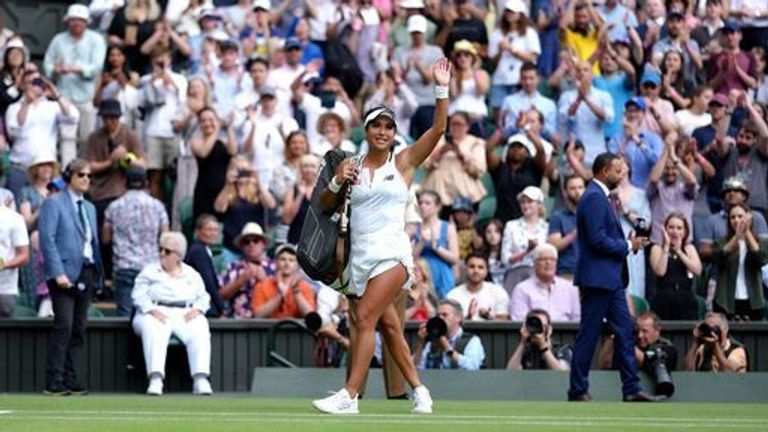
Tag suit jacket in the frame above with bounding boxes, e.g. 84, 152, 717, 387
184, 241, 227, 317
573, 181, 629, 291
39, 189, 104, 285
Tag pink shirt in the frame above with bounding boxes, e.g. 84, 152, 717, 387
510, 275, 581, 322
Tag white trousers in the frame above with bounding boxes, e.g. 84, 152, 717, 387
132, 306, 211, 378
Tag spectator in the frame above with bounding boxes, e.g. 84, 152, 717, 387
190, 107, 237, 221
237, 0, 272, 58
649, 213, 702, 319
291, 74, 358, 151
413, 189, 460, 299
510, 243, 580, 322
207, 39, 251, 120
506, 309, 571, 371
251, 244, 316, 319
534, 0, 563, 77
291, 17, 324, 69
392, 14, 443, 138
83, 99, 145, 230
594, 44, 637, 139
437, 0, 489, 59
271, 130, 310, 205
93, 45, 141, 129
729, 0, 768, 51
103, 167, 169, 317
598, 311, 678, 375
637, 0, 667, 53
712, 203, 768, 320
283, 154, 320, 246
501, 186, 548, 293
235, 56, 291, 122
44, 4, 106, 152
684, 312, 748, 372
488, 0, 541, 117
221, 0, 259, 37
557, 60, 614, 165
214, 157, 275, 261
691, 92, 736, 214
615, 158, 652, 298
608, 96, 665, 188
390, 0, 437, 49
446, 252, 510, 321
660, 50, 695, 110
406, 259, 438, 322
184, 214, 227, 318
675, 86, 713, 136
107, 0, 162, 75
139, 47, 188, 201
88, 0, 126, 34
0, 200, 29, 317
717, 99, 768, 221
548, 138, 591, 212
131, 231, 213, 395
139, 19, 192, 72
691, 0, 726, 65
753, 47, 768, 106
363, 69, 418, 139
0, 38, 28, 118
707, 23, 758, 96
413, 299, 486, 371
4, 70, 78, 198
186, 6, 223, 75
447, 40, 489, 137
485, 128, 546, 224
647, 138, 698, 245
547, 174, 585, 277
481, 219, 506, 285
450, 197, 481, 262
559, 0, 603, 70
500, 62, 557, 137
650, 11, 703, 82
313, 111, 356, 156
39, 158, 104, 395
600, 0, 638, 42
423, 112, 486, 208
218, 222, 275, 319
638, 68, 677, 138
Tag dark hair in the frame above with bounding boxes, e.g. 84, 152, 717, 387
592, 152, 621, 177
195, 213, 219, 231
637, 311, 661, 329
726, 202, 756, 239
63, 158, 90, 184
526, 308, 551, 326
449, 111, 471, 125
103, 45, 132, 78
1, 44, 25, 77
465, 251, 489, 265
246, 56, 270, 71
197, 106, 218, 119
691, 85, 712, 100
417, 189, 442, 207
564, 174, 586, 189
521, 61, 538, 75
482, 219, 503, 260
663, 212, 691, 245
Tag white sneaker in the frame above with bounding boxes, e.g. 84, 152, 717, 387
312, 389, 359, 414
146, 376, 163, 396
412, 386, 433, 414
193, 376, 213, 395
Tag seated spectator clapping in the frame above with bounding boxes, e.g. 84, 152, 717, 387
446, 253, 510, 321
250, 244, 316, 319
218, 222, 274, 319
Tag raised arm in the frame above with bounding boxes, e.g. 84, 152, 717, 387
397, 58, 452, 182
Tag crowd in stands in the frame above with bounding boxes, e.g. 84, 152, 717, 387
0, 0, 767, 381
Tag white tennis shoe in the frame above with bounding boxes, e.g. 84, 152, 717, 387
312, 389, 359, 414
146, 376, 163, 396
412, 386, 433, 414
193, 376, 213, 395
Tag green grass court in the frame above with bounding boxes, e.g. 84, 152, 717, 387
1, 395, 766, 432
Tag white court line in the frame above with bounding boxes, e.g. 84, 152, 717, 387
3, 411, 765, 428
0, 410, 12, 415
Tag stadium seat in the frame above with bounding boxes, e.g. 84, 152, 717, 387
630, 294, 650, 315
178, 196, 194, 242
12, 305, 37, 318
88, 306, 105, 318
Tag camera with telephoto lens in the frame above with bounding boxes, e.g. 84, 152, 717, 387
697, 322, 721, 344
644, 346, 675, 397
633, 217, 651, 238
426, 316, 448, 342
525, 315, 544, 336
304, 311, 323, 333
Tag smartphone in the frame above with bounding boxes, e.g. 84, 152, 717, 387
318, 90, 336, 109
32, 77, 45, 87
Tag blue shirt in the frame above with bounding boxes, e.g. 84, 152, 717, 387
501, 90, 557, 137
607, 130, 664, 188
593, 72, 635, 138
600, 4, 638, 41
548, 208, 579, 274
43, 29, 106, 104
418, 329, 485, 371
558, 87, 615, 165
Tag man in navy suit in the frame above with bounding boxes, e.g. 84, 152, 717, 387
568, 152, 661, 402
39, 158, 104, 395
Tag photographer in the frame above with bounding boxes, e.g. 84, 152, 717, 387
598, 312, 678, 381
506, 309, 571, 371
413, 299, 485, 371
684, 312, 748, 373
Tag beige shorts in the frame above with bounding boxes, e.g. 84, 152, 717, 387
145, 136, 179, 170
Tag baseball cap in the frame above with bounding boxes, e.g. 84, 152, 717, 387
641, 69, 661, 86
253, 0, 270, 11
400, 0, 425, 8
721, 21, 740, 33
517, 186, 544, 203
709, 93, 728, 106
284, 36, 302, 50
505, 0, 527, 14
451, 196, 474, 213
625, 96, 647, 111
260, 85, 277, 99
407, 15, 428, 34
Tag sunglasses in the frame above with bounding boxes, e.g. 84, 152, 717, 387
159, 247, 176, 256
642, 83, 658, 89
241, 238, 263, 246
76, 172, 92, 179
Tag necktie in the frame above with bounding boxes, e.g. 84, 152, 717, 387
608, 194, 622, 221
77, 200, 88, 231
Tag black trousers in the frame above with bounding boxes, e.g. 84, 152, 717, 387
45, 276, 93, 389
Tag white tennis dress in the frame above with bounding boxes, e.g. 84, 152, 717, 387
341, 152, 414, 297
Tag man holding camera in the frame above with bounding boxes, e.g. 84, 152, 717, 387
413, 299, 485, 371
684, 312, 748, 373
598, 312, 677, 396
507, 309, 571, 371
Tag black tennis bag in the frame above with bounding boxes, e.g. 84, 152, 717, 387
297, 149, 354, 285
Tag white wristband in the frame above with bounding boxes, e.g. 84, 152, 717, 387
434, 85, 449, 99
328, 176, 342, 194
